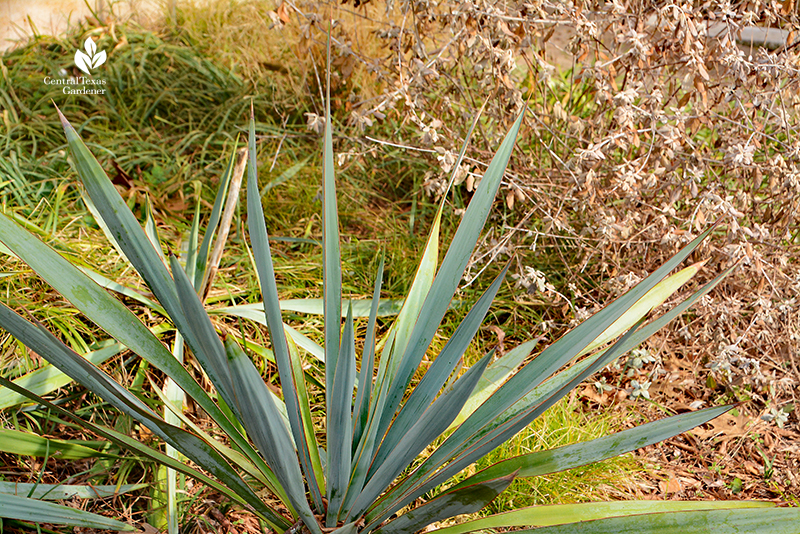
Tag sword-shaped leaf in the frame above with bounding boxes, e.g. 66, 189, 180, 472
368, 265, 510, 479
449, 405, 733, 490
0, 494, 134, 531
370, 473, 516, 534
223, 337, 320, 533
0, 303, 282, 526
352, 256, 384, 447
350, 350, 494, 520
430, 501, 775, 533
328, 305, 356, 525
195, 140, 237, 287
246, 109, 324, 510
0, 428, 115, 460
511, 506, 800, 534
376, 112, 524, 450
0, 341, 122, 409
0, 376, 291, 531
368, 268, 731, 523
322, 34, 343, 433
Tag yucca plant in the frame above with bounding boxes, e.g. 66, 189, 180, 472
1, 71, 797, 532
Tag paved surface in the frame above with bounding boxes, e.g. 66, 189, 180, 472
0, 0, 159, 51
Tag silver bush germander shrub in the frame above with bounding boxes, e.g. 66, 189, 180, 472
0, 60, 796, 534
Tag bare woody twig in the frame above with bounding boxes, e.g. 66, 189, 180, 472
199, 147, 248, 302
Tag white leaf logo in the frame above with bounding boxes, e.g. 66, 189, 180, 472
74, 37, 106, 75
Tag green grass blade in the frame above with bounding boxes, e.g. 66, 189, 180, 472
369, 473, 516, 534
0, 494, 134, 530
0, 429, 113, 460
0, 482, 146, 500
259, 159, 307, 197
350, 351, 494, 520
0, 341, 122, 409
246, 110, 324, 510
511, 507, 800, 534
430, 501, 775, 533
328, 304, 356, 525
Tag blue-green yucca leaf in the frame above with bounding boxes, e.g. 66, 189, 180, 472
346, 261, 389, 513
246, 110, 324, 510
0, 375, 292, 531
511, 507, 800, 534
366, 319, 646, 524
353, 256, 385, 447
350, 350, 495, 521
56, 107, 191, 351
368, 265, 510, 479
286, 334, 326, 495
368, 472, 516, 534
322, 37, 343, 427
350, 114, 503, 510
144, 197, 169, 268
148, 374, 288, 501
223, 337, 321, 533
447, 338, 540, 431
79, 267, 166, 315
0, 493, 134, 531
430, 501, 775, 533
212, 305, 326, 363
448, 405, 733, 490
40, 112, 268, 475
168, 254, 237, 407
373, 106, 480, 407
446, 226, 717, 447
376, 112, 525, 448
0, 304, 285, 527
0, 340, 122, 409
367, 266, 732, 523
329, 304, 357, 525
373, 228, 718, 513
